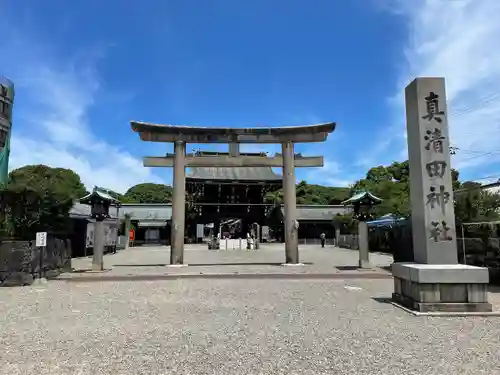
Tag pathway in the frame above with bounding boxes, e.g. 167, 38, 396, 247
1, 245, 500, 374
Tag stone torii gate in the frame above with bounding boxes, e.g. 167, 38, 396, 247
131, 122, 336, 265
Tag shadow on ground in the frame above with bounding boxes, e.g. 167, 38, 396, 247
371, 297, 393, 304
335, 266, 359, 271
112, 262, 315, 267
336, 266, 392, 273
61, 273, 394, 283
489, 285, 500, 293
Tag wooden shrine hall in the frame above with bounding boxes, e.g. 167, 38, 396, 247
131, 121, 336, 265
184, 149, 282, 239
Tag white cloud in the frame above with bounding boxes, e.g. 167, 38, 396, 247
306, 159, 353, 187
362, 0, 500, 179
2, 25, 164, 193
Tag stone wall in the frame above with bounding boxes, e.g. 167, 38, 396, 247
0, 236, 71, 286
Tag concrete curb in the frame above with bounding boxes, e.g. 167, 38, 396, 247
391, 301, 500, 317
56, 272, 394, 283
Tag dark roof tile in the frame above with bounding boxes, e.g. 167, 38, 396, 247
187, 167, 281, 181
281, 205, 349, 221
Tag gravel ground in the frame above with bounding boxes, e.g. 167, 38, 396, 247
1, 276, 500, 374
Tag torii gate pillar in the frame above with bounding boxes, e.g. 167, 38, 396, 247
282, 141, 299, 263
170, 140, 186, 265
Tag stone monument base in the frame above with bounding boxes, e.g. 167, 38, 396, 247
392, 263, 492, 313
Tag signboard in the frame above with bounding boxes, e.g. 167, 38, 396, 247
129, 228, 135, 241
0, 78, 14, 185
35, 232, 47, 247
196, 224, 204, 239
0, 77, 14, 124
85, 221, 118, 248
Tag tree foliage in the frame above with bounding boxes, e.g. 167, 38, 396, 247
350, 160, 500, 224
1, 165, 87, 238
351, 161, 412, 218
124, 183, 173, 203
332, 212, 357, 234
4, 159, 499, 242
264, 181, 350, 205
454, 182, 500, 225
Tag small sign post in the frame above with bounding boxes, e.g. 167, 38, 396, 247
35, 232, 47, 280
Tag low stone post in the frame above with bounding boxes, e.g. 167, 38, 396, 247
358, 221, 370, 269
335, 228, 340, 247
92, 220, 105, 271
124, 215, 131, 250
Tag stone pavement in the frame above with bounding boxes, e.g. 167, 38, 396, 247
66, 244, 394, 280
1, 245, 500, 374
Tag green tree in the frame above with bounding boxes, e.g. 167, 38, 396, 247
351, 160, 500, 225
332, 212, 357, 234
2, 165, 87, 238
352, 162, 411, 217
124, 183, 173, 203
264, 181, 350, 206
350, 160, 461, 218
454, 182, 500, 224
264, 189, 283, 205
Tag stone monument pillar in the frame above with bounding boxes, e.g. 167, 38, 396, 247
392, 77, 491, 313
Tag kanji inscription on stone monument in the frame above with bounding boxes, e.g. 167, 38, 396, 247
424, 128, 445, 153
426, 185, 450, 214
425, 160, 446, 178
405, 77, 458, 264
422, 92, 445, 123
430, 220, 453, 242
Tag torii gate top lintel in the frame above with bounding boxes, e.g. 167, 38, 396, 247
130, 121, 336, 143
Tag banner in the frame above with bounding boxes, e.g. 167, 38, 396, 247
0, 77, 14, 186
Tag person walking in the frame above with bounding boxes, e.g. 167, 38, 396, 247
320, 232, 326, 248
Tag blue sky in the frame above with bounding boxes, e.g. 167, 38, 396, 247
2, 0, 500, 193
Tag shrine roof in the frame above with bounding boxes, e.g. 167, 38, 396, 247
79, 188, 120, 205
187, 166, 281, 181
279, 205, 350, 221
131, 122, 336, 143
185, 151, 281, 181
342, 191, 382, 205
70, 202, 119, 219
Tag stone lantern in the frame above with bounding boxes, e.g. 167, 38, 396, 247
80, 187, 120, 271
342, 190, 382, 268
